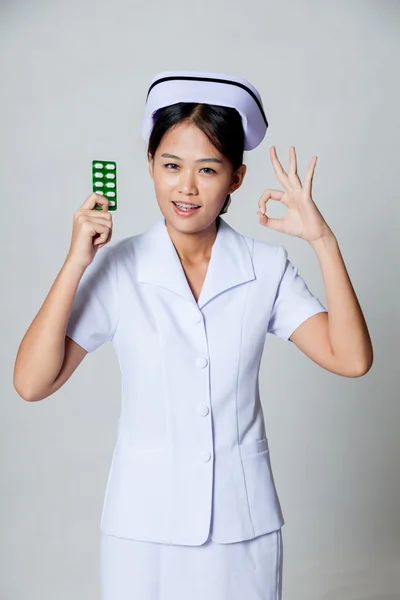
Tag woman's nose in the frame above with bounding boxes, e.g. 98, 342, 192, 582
178, 170, 198, 195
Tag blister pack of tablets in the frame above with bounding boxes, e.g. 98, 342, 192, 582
92, 160, 117, 210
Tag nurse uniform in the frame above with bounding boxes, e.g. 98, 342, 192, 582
66, 70, 328, 600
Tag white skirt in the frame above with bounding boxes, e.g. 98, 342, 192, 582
100, 528, 283, 600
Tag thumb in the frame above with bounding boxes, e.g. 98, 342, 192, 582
257, 212, 284, 232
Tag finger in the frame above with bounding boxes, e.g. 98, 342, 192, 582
86, 217, 113, 232
97, 227, 113, 249
82, 220, 111, 245
258, 189, 285, 215
85, 210, 113, 223
76, 212, 112, 229
81, 192, 110, 212
93, 224, 112, 246
256, 211, 285, 232
270, 147, 289, 187
303, 156, 318, 194
100, 225, 113, 246
82, 210, 112, 221
288, 146, 303, 188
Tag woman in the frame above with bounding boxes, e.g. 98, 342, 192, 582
14, 70, 373, 599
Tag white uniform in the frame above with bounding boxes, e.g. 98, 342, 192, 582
66, 215, 327, 598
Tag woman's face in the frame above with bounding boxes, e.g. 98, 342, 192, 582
148, 121, 246, 234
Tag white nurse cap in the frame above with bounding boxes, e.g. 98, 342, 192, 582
141, 70, 268, 151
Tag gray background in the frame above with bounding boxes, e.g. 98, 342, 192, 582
1, 0, 399, 598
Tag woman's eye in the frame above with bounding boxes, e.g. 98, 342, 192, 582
164, 163, 215, 174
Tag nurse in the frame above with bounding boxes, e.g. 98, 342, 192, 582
14, 70, 373, 600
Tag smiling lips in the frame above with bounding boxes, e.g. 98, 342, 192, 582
172, 201, 201, 216
173, 201, 201, 209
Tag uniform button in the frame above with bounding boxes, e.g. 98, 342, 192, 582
197, 404, 209, 417
195, 357, 208, 369
194, 309, 202, 323
202, 451, 211, 462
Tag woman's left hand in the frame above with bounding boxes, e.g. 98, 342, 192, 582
257, 146, 332, 243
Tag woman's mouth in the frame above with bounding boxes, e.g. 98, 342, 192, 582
172, 201, 201, 217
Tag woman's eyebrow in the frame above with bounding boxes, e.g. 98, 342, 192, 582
160, 153, 223, 164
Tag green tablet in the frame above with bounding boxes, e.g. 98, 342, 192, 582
92, 160, 117, 211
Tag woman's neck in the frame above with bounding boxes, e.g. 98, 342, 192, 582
164, 217, 220, 264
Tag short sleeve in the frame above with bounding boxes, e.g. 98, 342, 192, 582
267, 246, 327, 342
66, 246, 118, 353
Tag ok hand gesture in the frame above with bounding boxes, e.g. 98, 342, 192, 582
257, 146, 332, 243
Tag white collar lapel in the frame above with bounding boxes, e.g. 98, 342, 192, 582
136, 216, 255, 309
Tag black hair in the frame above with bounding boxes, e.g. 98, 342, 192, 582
147, 102, 245, 215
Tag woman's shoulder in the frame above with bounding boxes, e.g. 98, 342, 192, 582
238, 228, 288, 265
106, 218, 165, 259
106, 230, 144, 260
219, 222, 288, 285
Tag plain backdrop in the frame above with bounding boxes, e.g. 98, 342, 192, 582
1, 0, 399, 598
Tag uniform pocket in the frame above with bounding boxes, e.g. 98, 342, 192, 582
239, 437, 284, 536
239, 437, 269, 458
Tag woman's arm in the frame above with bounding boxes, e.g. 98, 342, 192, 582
289, 231, 373, 377
258, 146, 373, 377
14, 192, 113, 401
14, 259, 88, 402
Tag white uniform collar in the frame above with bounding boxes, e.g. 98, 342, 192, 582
136, 216, 255, 309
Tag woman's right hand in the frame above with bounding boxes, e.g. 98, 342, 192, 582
66, 192, 113, 269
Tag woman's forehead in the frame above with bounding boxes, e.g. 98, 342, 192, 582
156, 124, 225, 161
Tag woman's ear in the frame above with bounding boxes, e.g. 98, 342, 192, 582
229, 164, 247, 194
148, 153, 154, 179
